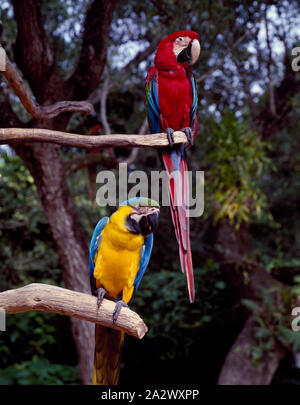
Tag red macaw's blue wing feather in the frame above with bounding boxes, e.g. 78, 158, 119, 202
190, 72, 199, 144
89, 216, 109, 292
145, 67, 161, 134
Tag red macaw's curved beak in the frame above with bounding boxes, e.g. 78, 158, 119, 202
177, 39, 201, 65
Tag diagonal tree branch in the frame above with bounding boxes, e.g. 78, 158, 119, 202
0, 283, 148, 340
118, 38, 160, 78
1, 49, 94, 120
265, 7, 277, 117
197, 15, 264, 83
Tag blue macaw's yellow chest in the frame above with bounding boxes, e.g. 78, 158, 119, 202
93, 205, 145, 303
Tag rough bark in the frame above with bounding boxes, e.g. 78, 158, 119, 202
218, 316, 285, 385
0, 128, 188, 148
0, 283, 148, 339
214, 222, 288, 384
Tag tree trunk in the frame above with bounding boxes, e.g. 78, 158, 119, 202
218, 315, 285, 385
8, 0, 119, 384
213, 221, 287, 384
14, 140, 94, 384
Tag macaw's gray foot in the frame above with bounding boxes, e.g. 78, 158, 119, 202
96, 287, 107, 308
113, 300, 128, 323
165, 128, 175, 147
180, 127, 194, 146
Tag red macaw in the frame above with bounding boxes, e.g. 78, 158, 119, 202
145, 30, 200, 303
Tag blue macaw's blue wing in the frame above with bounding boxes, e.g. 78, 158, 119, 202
129, 233, 154, 304
145, 67, 161, 134
190, 72, 198, 127
89, 216, 109, 291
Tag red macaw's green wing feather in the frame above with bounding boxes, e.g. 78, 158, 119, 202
145, 66, 162, 134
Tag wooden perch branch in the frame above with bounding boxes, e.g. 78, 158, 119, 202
0, 128, 188, 149
0, 46, 94, 119
0, 283, 147, 339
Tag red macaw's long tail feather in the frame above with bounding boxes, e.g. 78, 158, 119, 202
162, 147, 195, 303
93, 324, 124, 385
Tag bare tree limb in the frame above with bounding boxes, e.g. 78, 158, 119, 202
265, 8, 277, 117
118, 38, 160, 78
0, 283, 148, 340
99, 66, 115, 159
0, 50, 94, 120
100, 66, 112, 135
197, 15, 264, 83
0, 128, 188, 149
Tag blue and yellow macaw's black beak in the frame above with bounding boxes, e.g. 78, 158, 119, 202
126, 205, 160, 236
121, 197, 160, 236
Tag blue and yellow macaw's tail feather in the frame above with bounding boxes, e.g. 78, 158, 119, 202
93, 325, 124, 385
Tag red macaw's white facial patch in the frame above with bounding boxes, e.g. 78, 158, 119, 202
173, 36, 201, 65
173, 36, 191, 56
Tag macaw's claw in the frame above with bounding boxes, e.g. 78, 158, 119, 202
165, 128, 175, 147
113, 300, 128, 323
96, 287, 107, 308
180, 127, 194, 146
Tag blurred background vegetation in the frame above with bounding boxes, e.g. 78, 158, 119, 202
0, 0, 300, 385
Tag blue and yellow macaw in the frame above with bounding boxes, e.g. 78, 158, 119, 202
89, 197, 160, 385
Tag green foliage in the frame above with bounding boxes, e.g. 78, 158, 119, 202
0, 312, 57, 367
0, 357, 80, 385
199, 110, 271, 228
243, 283, 300, 368
132, 260, 235, 360
0, 156, 78, 382
0, 155, 61, 291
